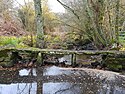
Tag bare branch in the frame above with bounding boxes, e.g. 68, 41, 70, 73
57, 0, 80, 20
14, 0, 23, 7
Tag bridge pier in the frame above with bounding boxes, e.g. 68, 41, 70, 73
1, 47, 125, 69
37, 52, 44, 66
71, 53, 76, 67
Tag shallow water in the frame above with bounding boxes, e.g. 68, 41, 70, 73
0, 83, 37, 94
0, 66, 125, 94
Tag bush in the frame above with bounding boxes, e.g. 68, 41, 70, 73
0, 36, 32, 48
0, 36, 19, 46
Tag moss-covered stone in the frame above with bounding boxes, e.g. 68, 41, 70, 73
104, 57, 124, 71
10, 52, 22, 64
37, 53, 43, 66
0, 50, 9, 57
0, 62, 14, 68
0, 57, 4, 62
107, 63, 122, 71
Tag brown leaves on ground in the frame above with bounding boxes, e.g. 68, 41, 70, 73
0, 20, 27, 36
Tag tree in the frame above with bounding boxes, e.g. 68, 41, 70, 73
18, 0, 59, 47
57, 0, 125, 50
0, 0, 15, 21
115, 0, 120, 47
42, 0, 59, 32
33, 0, 44, 48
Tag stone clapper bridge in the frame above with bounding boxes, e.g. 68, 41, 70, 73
1, 47, 125, 94
0, 47, 125, 67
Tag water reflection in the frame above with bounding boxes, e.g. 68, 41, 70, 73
0, 66, 125, 94
0, 83, 37, 94
100, 84, 125, 94
43, 82, 125, 94
43, 82, 80, 94
19, 68, 37, 76
43, 66, 72, 76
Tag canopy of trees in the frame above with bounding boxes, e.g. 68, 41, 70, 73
0, 0, 125, 50
57, 0, 125, 50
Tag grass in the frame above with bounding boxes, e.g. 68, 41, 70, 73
119, 35, 125, 51
1, 35, 125, 50
0, 36, 33, 48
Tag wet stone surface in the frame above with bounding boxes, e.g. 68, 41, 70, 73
0, 66, 125, 94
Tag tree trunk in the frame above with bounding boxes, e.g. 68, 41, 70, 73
33, 0, 44, 48
115, 0, 120, 48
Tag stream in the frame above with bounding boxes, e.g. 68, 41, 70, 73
0, 65, 125, 94
0, 55, 125, 94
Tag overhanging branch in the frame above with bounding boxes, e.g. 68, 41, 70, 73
57, 0, 80, 20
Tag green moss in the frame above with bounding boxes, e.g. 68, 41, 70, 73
0, 62, 14, 68
0, 50, 8, 57
37, 53, 43, 65
104, 57, 124, 71
107, 63, 122, 71
0, 57, 4, 62
0, 36, 35, 48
